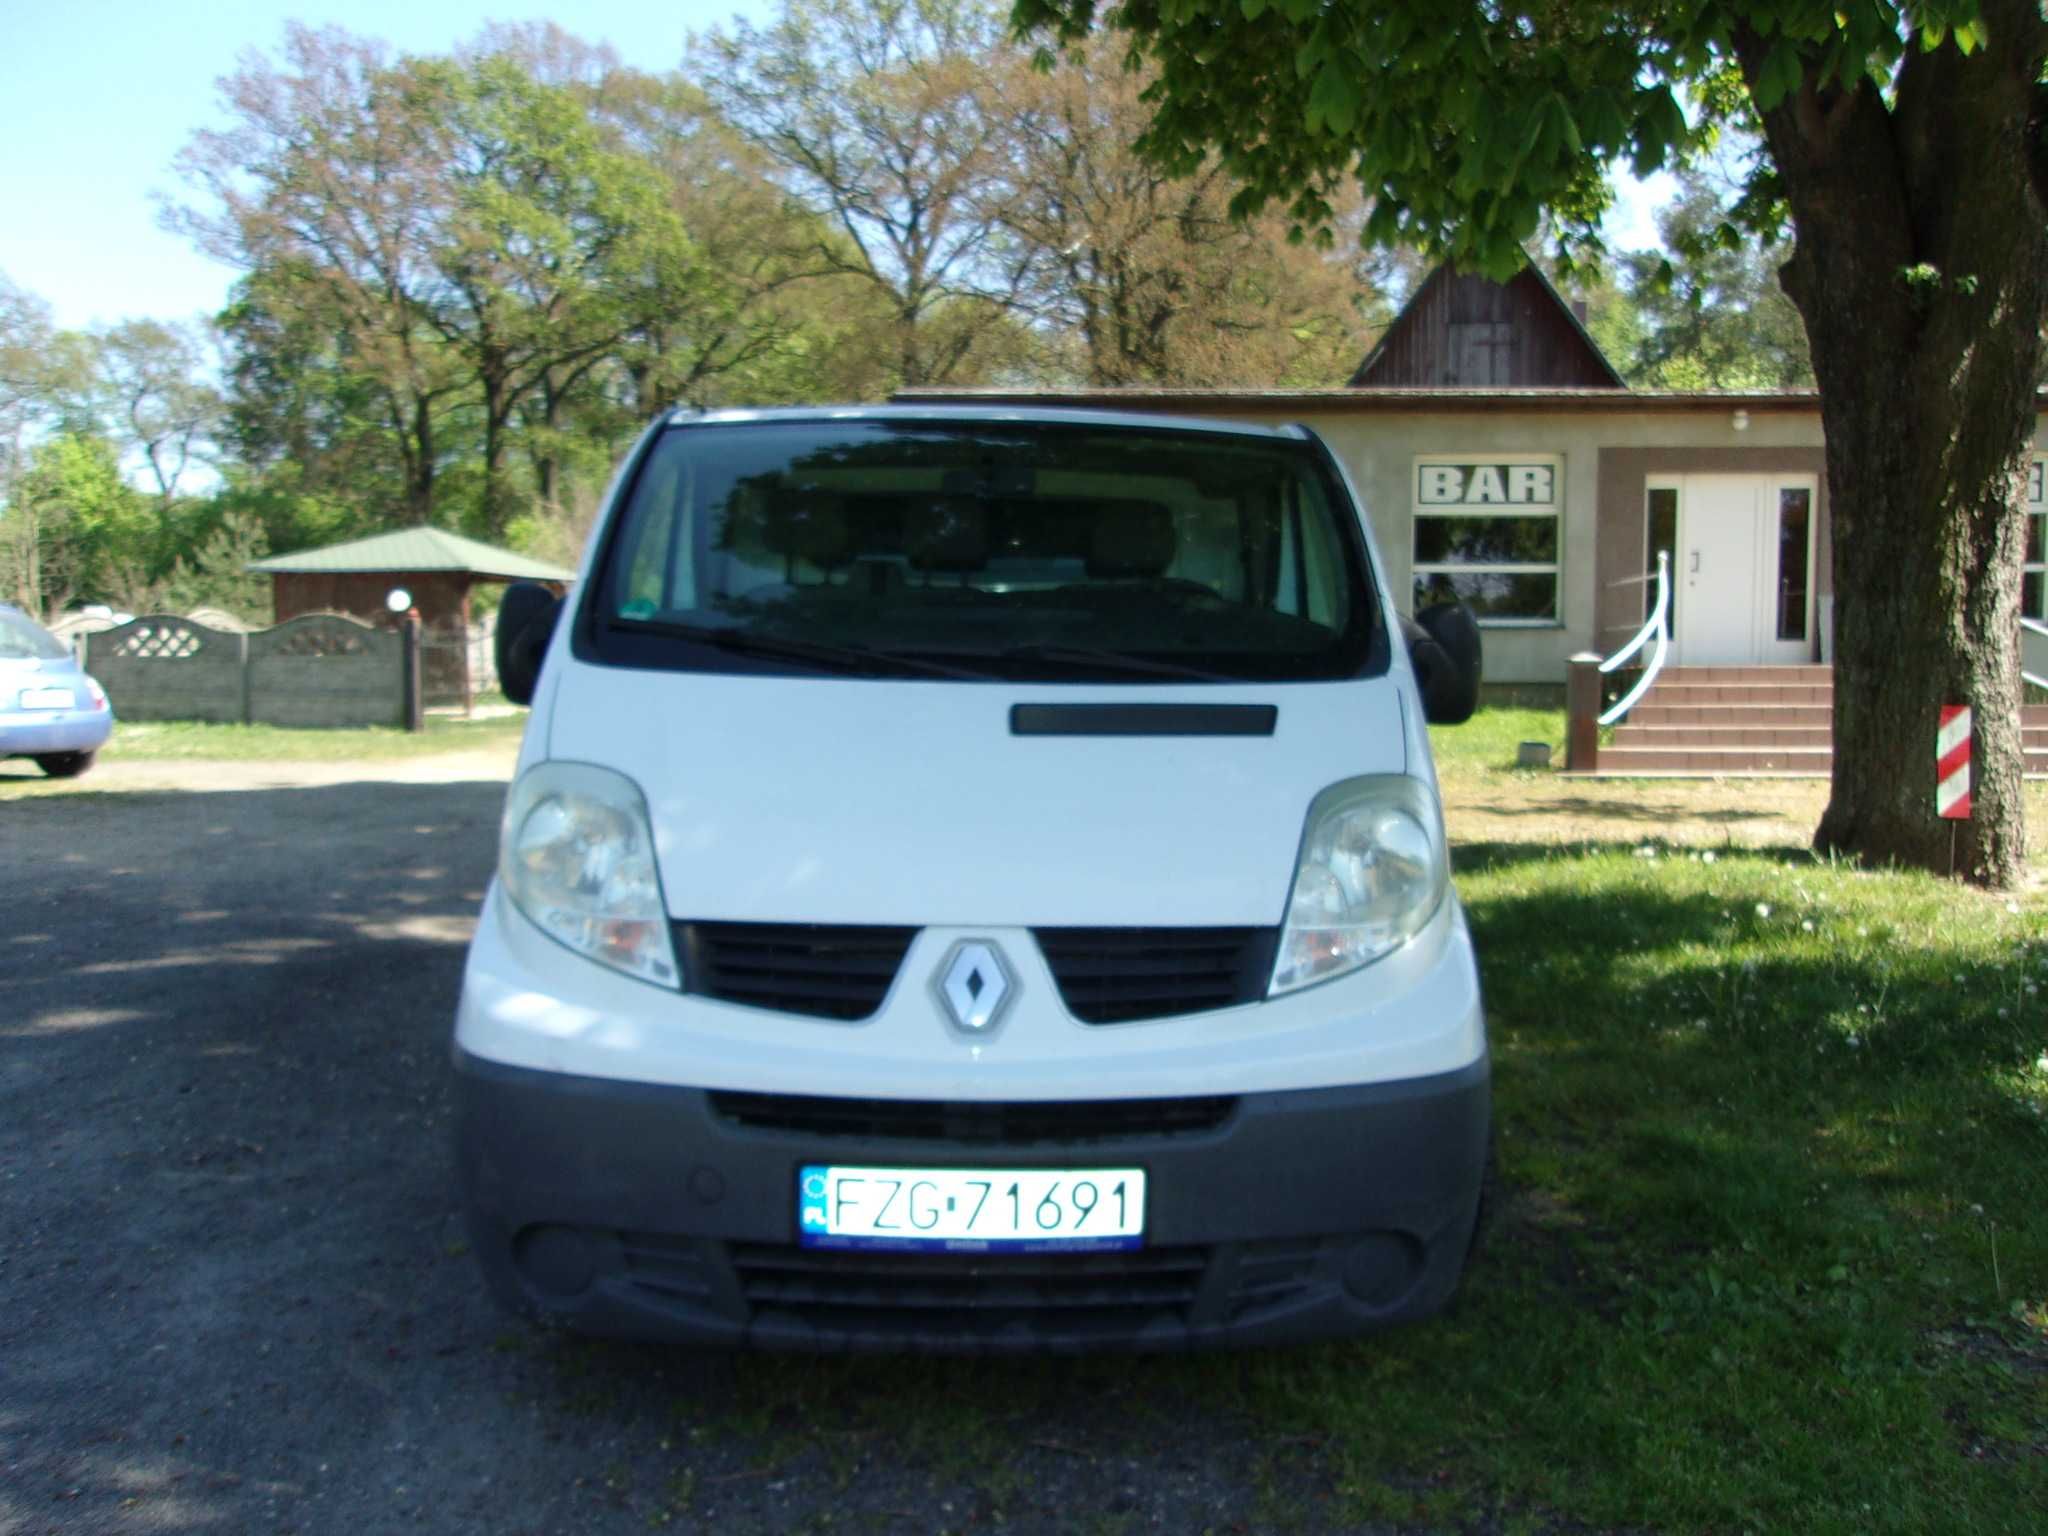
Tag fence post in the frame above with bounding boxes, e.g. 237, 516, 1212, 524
1565, 652, 1602, 773
402, 615, 424, 733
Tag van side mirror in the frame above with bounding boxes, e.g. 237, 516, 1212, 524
1403, 602, 1482, 726
496, 582, 563, 706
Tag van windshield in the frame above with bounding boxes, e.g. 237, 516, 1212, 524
584, 419, 1383, 683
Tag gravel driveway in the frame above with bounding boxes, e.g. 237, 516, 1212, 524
1, 763, 1400, 1536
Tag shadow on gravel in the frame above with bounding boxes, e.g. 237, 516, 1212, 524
0, 782, 1370, 1536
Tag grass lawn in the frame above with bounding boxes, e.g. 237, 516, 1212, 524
664, 708, 2046, 1533
103, 706, 529, 761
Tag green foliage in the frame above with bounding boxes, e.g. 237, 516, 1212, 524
697, 0, 1047, 388
1010, 0, 1993, 275
89, 318, 221, 501
1580, 160, 1816, 389
153, 509, 273, 624
2, 432, 155, 616
132, 3, 1405, 570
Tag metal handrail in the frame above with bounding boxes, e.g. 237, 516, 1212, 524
1597, 550, 1670, 726
2024, 615, 2048, 690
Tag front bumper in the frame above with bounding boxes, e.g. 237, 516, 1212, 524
454, 1050, 1490, 1351
0, 706, 112, 757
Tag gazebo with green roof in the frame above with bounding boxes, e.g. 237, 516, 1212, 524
249, 527, 574, 706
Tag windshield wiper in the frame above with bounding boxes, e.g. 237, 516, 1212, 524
985, 643, 1235, 683
606, 617, 992, 680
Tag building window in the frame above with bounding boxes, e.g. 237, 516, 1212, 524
2027, 458, 2045, 622
1410, 455, 1562, 624
1643, 483, 1679, 634
1777, 486, 1812, 642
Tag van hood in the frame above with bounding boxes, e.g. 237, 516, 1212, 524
546, 668, 1411, 928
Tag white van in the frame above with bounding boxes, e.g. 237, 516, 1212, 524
454, 406, 1489, 1350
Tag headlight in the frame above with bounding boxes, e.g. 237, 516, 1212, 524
499, 762, 679, 987
1270, 775, 1447, 996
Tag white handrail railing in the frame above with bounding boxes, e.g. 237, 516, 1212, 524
2023, 615, 2048, 690
1597, 550, 1670, 726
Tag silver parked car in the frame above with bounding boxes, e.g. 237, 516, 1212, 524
0, 605, 114, 777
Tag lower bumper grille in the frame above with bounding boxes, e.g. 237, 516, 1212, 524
729, 1241, 1210, 1328
707, 1091, 1236, 1144
585, 1228, 1343, 1344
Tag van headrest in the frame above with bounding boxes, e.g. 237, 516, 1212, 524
905, 495, 988, 572
1087, 501, 1175, 578
762, 490, 849, 568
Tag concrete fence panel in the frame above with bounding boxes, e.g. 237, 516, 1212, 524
246, 615, 403, 728
85, 616, 247, 723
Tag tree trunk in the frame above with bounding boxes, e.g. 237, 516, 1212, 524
1745, 21, 2048, 887
406, 394, 436, 526
481, 377, 511, 543
898, 304, 925, 388
535, 372, 560, 509
1805, 333, 2038, 885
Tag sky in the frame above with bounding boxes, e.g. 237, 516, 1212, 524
0, 0, 1674, 334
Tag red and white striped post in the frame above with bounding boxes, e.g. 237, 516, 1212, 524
1937, 704, 1971, 876
1936, 705, 1972, 820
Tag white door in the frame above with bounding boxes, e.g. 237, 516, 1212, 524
1670, 475, 1819, 665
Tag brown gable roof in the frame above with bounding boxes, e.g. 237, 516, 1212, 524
1350, 260, 1626, 389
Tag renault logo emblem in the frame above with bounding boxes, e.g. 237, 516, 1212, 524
934, 940, 1015, 1033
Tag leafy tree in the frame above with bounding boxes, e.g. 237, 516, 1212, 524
1017, 0, 2048, 886
2, 281, 111, 616
1006, 45, 1376, 384
3, 433, 153, 619
1585, 160, 1813, 390
408, 50, 705, 539
172, 25, 471, 525
697, 0, 1042, 388
216, 268, 417, 540
156, 509, 273, 623
0, 276, 57, 572
91, 319, 224, 503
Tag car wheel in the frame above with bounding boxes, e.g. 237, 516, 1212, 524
33, 751, 95, 778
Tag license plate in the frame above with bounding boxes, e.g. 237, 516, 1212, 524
18, 687, 73, 710
798, 1164, 1145, 1252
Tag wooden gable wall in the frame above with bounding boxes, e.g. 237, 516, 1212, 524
1350, 265, 1624, 389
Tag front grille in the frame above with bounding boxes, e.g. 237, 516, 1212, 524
729, 1241, 1209, 1331
707, 1091, 1236, 1144
677, 921, 917, 1020
1034, 927, 1278, 1024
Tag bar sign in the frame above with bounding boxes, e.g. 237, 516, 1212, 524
1936, 705, 1972, 820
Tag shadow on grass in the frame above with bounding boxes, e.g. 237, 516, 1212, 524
1453, 791, 1800, 826
1452, 837, 1819, 877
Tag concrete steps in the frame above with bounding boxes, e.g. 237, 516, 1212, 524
1600, 667, 2048, 777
